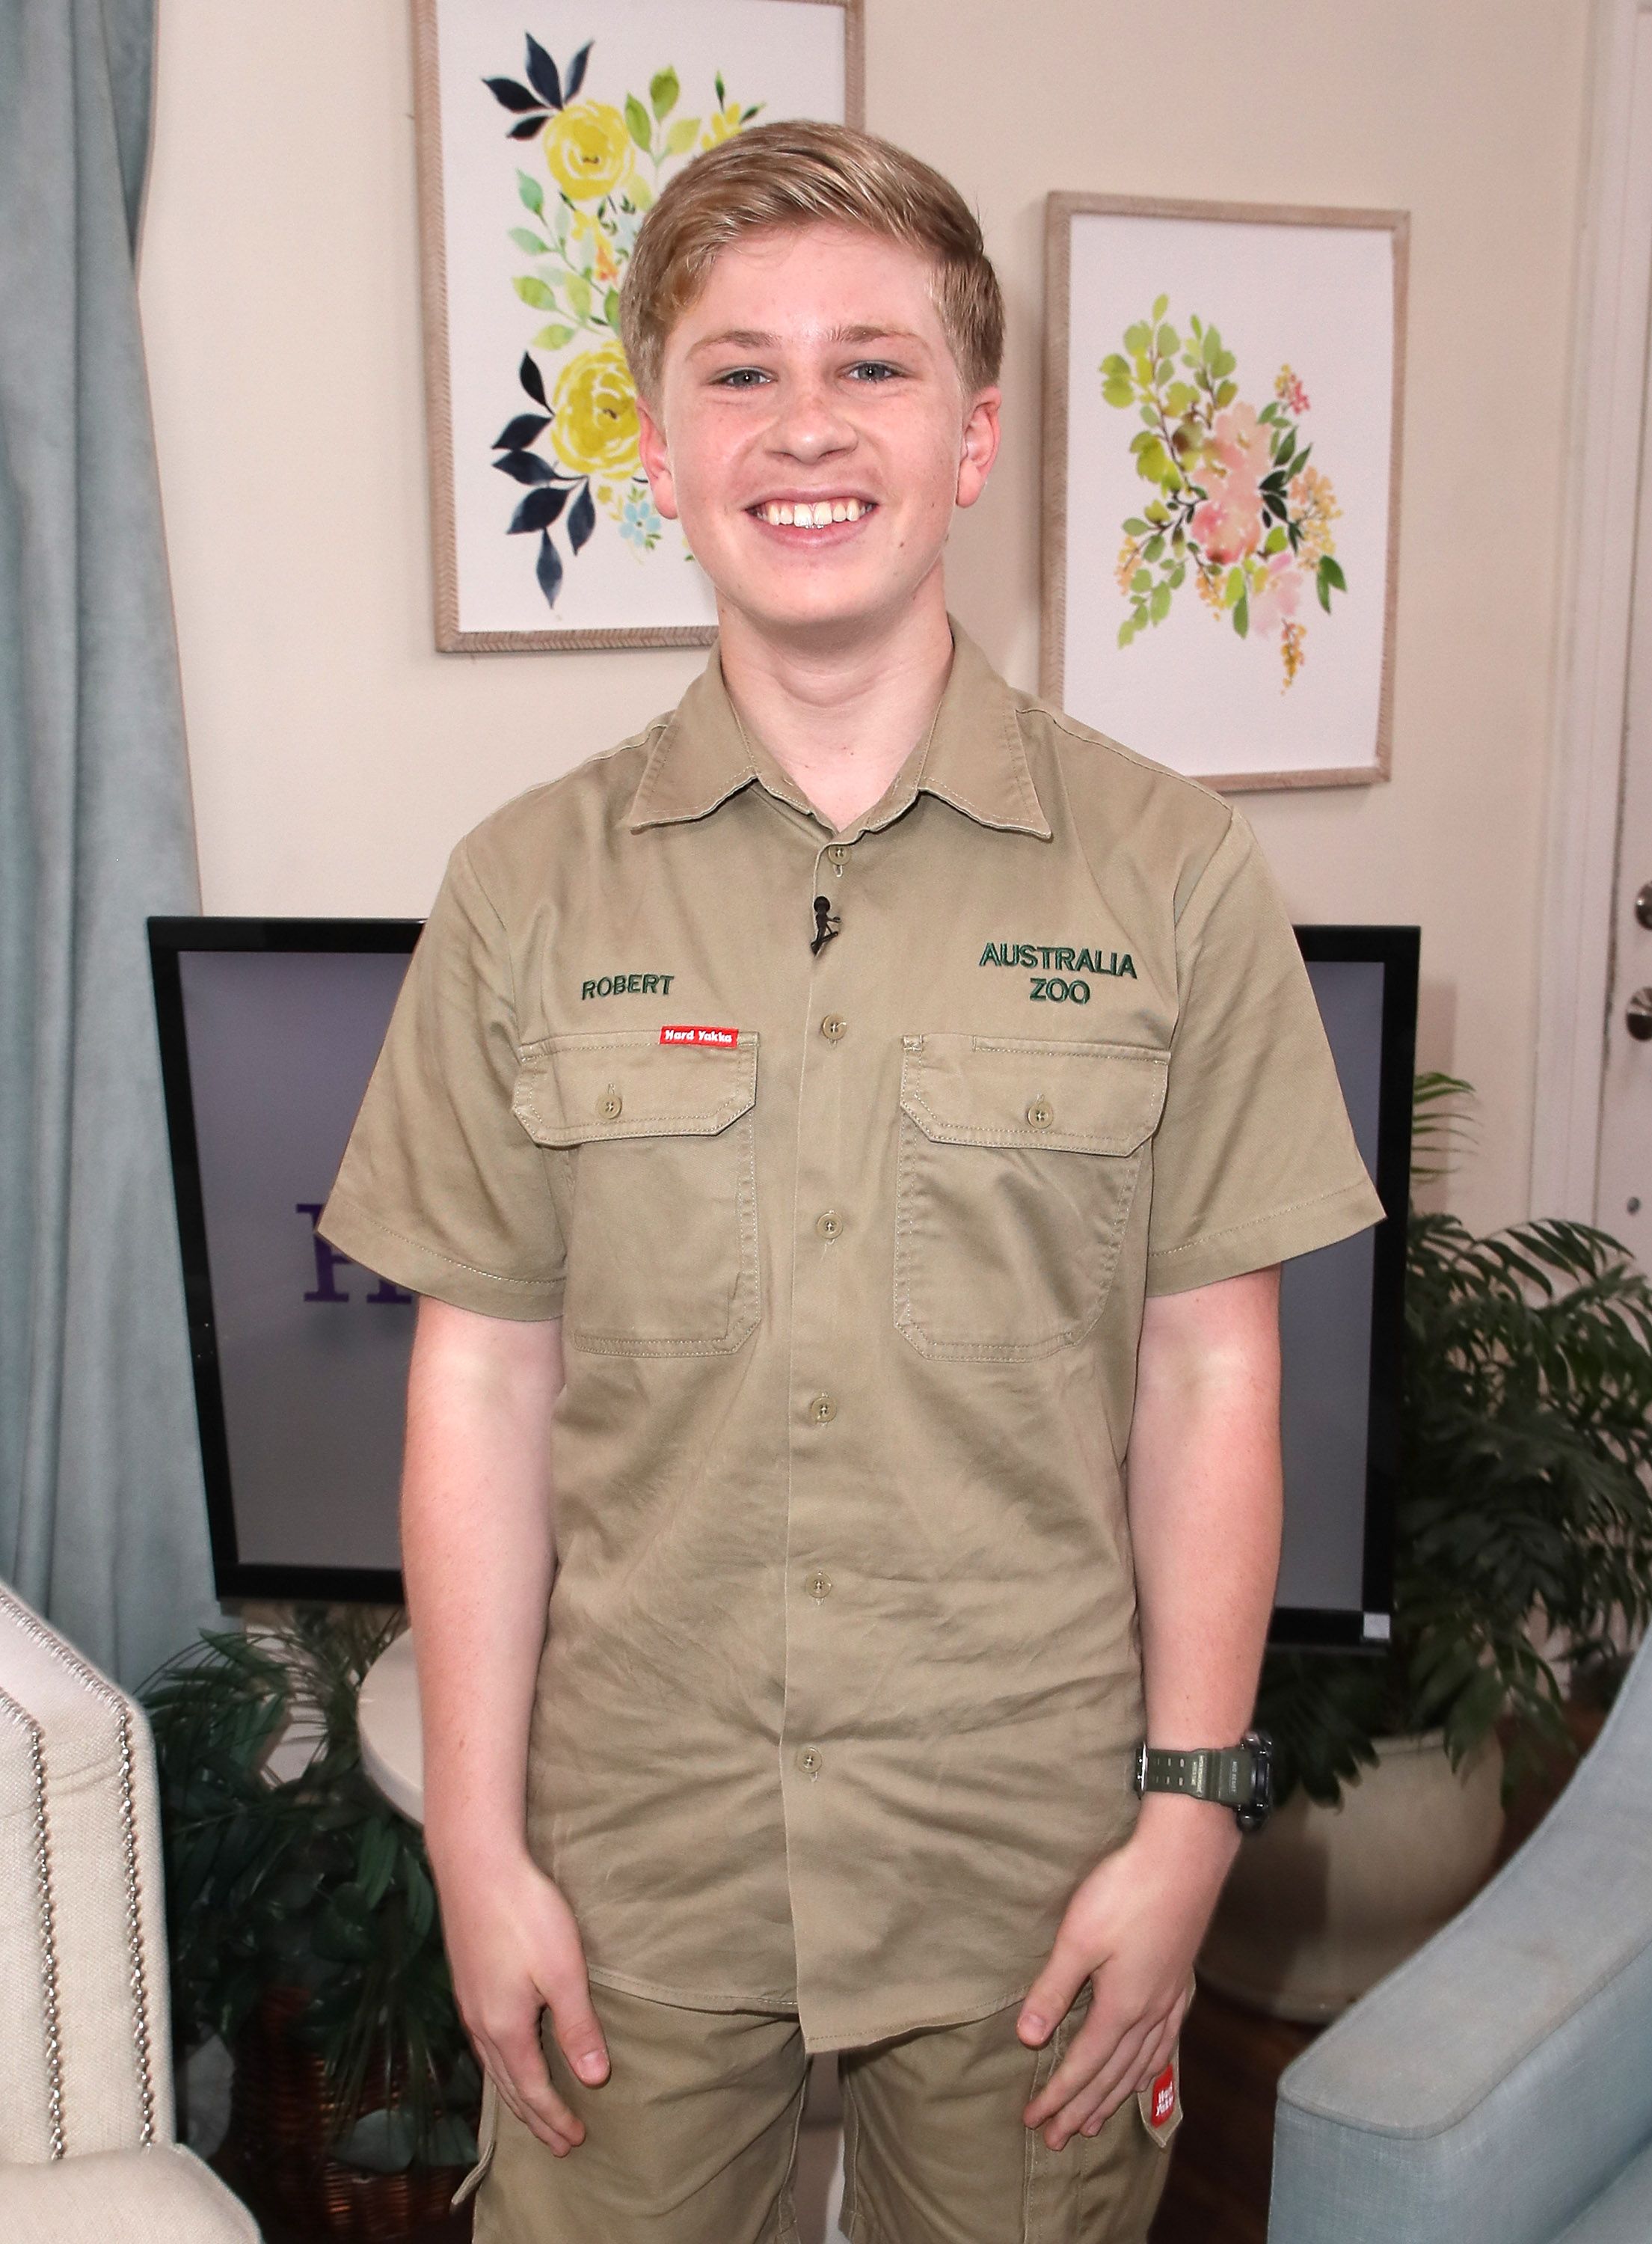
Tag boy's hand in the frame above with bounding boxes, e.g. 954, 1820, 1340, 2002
1016, 1799, 1238, 2150
434, 1842, 610, 2155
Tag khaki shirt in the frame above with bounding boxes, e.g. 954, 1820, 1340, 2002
320, 623, 1384, 2052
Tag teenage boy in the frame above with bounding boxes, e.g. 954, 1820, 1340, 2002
320, 121, 1383, 2244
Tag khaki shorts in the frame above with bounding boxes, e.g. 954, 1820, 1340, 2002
455, 1978, 1188, 2244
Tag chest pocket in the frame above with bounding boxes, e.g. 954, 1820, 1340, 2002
513, 1029, 760, 1355
894, 1034, 1167, 1361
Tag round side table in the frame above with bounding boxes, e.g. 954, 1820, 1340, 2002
357, 1627, 425, 1824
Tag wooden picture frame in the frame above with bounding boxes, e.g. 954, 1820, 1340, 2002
1042, 192, 1407, 791
412, 0, 865, 652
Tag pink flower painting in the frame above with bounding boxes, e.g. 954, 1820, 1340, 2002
1102, 306, 1345, 689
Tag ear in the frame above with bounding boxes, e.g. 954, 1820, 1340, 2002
954, 386, 1002, 511
636, 390, 680, 521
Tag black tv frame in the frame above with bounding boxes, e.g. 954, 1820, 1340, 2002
150, 917, 423, 1605
150, 916, 1417, 1637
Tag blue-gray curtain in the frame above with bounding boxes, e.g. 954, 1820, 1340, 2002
0, 0, 223, 1687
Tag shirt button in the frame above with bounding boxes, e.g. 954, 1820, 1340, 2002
1026, 1097, 1054, 1129
815, 1210, 843, 1240
820, 1012, 848, 1041
828, 844, 849, 870
796, 1747, 823, 1778
598, 1089, 624, 1120
808, 1392, 837, 1424
806, 1570, 833, 1601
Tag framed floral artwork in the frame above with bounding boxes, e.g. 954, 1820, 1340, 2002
412, 0, 864, 650
1042, 194, 1407, 789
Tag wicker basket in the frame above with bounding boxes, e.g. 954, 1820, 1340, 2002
221, 1984, 475, 2240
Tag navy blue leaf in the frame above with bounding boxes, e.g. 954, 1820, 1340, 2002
518, 352, 548, 408
493, 412, 550, 450
483, 76, 540, 112
566, 482, 597, 553
494, 450, 556, 485
508, 114, 549, 139
509, 486, 570, 534
565, 41, 592, 100
523, 35, 562, 109
536, 531, 565, 608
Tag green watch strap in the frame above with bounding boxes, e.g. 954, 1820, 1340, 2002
1132, 1730, 1274, 1830
1137, 1744, 1250, 1807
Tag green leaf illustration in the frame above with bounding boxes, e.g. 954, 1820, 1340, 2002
516, 170, 544, 215
1155, 323, 1178, 358
604, 286, 623, 329
1103, 379, 1134, 408
509, 227, 550, 255
1123, 517, 1150, 536
532, 323, 577, 350
1215, 378, 1237, 407
1320, 555, 1347, 589
1143, 534, 1164, 562
513, 275, 559, 310
1119, 619, 1138, 647
650, 67, 680, 119
666, 117, 701, 153
625, 93, 652, 151
1131, 568, 1153, 594
1232, 593, 1250, 638
1152, 293, 1167, 320
1149, 582, 1173, 624
565, 272, 593, 319
1124, 321, 1152, 354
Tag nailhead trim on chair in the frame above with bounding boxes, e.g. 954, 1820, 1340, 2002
0, 1584, 157, 2151
0, 1683, 66, 2159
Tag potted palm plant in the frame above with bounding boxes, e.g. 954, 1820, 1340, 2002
1200, 1077, 1652, 2019
141, 1602, 482, 2237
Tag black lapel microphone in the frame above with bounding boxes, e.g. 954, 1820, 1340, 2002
811, 895, 841, 955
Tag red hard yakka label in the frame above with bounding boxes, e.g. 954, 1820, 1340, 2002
1137, 2054, 1182, 2147
660, 1025, 739, 1046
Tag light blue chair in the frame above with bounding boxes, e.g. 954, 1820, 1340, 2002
1268, 1627, 1652, 2243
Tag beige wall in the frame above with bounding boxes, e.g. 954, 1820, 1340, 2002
138, 0, 1593, 1234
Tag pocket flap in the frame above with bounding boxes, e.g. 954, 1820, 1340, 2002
899, 1034, 1167, 1155
515, 1028, 758, 1147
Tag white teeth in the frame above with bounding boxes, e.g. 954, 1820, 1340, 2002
759, 498, 870, 527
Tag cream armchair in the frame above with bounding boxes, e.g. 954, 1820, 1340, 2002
0, 1578, 259, 2243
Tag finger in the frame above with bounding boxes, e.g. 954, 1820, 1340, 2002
1045, 2018, 1153, 2150
1016, 1934, 1098, 2048
486, 2024, 586, 2153
1131, 2013, 1179, 2096
1024, 1998, 1131, 2128
541, 1952, 612, 2089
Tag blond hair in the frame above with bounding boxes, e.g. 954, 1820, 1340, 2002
618, 120, 1003, 402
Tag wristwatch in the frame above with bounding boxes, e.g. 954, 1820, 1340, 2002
1131, 1729, 1274, 1833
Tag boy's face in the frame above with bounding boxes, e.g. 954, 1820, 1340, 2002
636, 221, 1000, 643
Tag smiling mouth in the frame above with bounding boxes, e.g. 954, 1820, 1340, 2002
749, 498, 875, 528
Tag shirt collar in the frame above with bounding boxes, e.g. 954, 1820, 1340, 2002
626, 619, 1052, 841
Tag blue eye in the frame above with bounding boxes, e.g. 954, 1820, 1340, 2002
715, 367, 770, 387
848, 361, 900, 382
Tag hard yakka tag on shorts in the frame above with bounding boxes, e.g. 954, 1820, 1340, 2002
1137, 2051, 1183, 2148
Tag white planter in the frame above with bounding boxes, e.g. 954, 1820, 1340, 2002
1197, 1728, 1505, 2021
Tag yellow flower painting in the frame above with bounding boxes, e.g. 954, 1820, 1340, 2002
483, 33, 761, 610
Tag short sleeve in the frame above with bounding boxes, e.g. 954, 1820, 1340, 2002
318, 837, 567, 1319
1144, 810, 1386, 1296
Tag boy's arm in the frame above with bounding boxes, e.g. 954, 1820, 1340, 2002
1018, 1263, 1283, 2150
407, 1296, 611, 2156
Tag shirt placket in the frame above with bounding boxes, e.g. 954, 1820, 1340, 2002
779, 821, 863, 2023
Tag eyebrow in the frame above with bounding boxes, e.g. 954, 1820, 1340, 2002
688, 324, 926, 356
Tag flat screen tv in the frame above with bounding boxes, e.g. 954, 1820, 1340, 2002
150, 918, 1416, 1646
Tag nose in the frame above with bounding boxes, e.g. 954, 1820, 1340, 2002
767, 370, 855, 464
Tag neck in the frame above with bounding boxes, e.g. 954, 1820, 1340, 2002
716, 576, 956, 833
